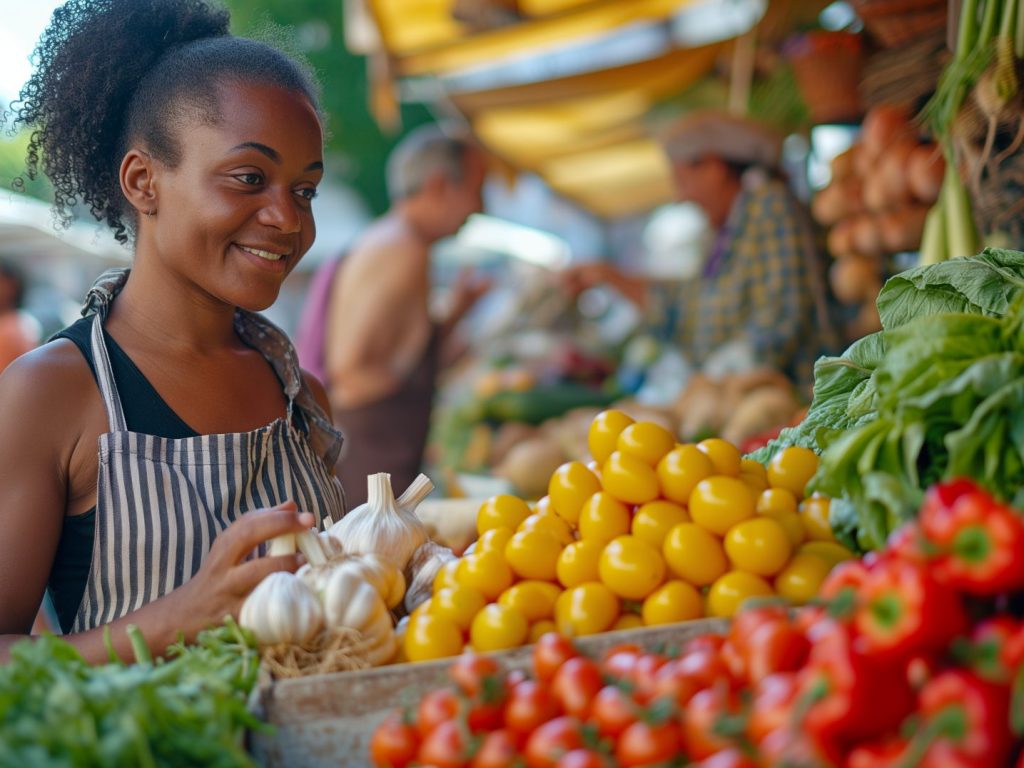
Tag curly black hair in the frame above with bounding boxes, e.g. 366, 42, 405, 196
5, 0, 322, 244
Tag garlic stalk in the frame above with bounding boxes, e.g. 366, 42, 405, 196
295, 529, 329, 567
327, 473, 428, 571
239, 571, 323, 647
268, 534, 297, 557
396, 473, 434, 510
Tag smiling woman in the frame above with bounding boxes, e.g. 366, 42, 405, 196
0, 0, 347, 664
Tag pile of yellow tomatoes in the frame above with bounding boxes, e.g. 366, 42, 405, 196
400, 410, 854, 663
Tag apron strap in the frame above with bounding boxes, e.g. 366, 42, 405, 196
83, 269, 131, 434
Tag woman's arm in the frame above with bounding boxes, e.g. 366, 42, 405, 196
0, 347, 314, 664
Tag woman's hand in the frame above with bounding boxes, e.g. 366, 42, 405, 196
165, 501, 314, 642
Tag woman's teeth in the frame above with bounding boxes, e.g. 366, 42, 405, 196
239, 245, 284, 261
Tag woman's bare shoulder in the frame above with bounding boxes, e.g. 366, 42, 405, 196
0, 338, 101, 445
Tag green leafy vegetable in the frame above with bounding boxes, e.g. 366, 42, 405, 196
0, 619, 263, 767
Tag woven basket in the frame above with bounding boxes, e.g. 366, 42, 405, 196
785, 31, 864, 124
853, 0, 947, 48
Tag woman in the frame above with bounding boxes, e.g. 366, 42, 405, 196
0, 0, 346, 663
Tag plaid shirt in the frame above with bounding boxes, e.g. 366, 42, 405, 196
648, 171, 838, 396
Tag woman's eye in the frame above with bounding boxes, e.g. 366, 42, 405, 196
296, 187, 318, 201
237, 173, 263, 186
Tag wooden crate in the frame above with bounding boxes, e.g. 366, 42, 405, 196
249, 618, 728, 768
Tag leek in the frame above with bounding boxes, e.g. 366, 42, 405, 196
942, 164, 978, 259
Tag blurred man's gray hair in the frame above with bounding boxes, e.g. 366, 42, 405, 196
386, 124, 475, 202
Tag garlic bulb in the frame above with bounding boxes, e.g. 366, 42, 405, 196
298, 555, 405, 611
319, 566, 394, 642
240, 571, 323, 647
328, 473, 428, 571
318, 531, 345, 560
402, 540, 458, 615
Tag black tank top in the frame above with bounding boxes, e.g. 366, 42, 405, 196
48, 317, 199, 632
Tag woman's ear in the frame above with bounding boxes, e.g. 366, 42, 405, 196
120, 149, 158, 217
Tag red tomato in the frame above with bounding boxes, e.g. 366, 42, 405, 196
524, 716, 585, 768
417, 720, 470, 768
628, 653, 669, 703
650, 660, 701, 708
417, 688, 461, 738
534, 633, 578, 684
746, 673, 799, 745
744, 621, 810, 683
556, 749, 609, 768
615, 721, 683, 767
725, 606, 790, 680
601, 647, 642, 679
683, 634, 726, 656
757, 728, 832, 767
551, 657, 603, 719
370, 713, 419, 768
471, 729, 521, 768
504, 679, 562, 736
683, 684, 742, 759
676, 648, 732, 690
450, 653, 502, 698
690, 749, 757, 768
467, 699, 505, 734
589, 685, 638, 738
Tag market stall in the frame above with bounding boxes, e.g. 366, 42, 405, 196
8, 0, 1024, 766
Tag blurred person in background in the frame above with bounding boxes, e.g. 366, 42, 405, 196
561, 110, 838, 396
296, 125, 491, 505
0, 259, 41, 373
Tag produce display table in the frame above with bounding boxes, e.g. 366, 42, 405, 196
249, 618, 727, 768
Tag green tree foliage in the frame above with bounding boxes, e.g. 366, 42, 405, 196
223, 0, 436, 214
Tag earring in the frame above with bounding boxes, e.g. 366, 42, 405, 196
146, 209, 156, 218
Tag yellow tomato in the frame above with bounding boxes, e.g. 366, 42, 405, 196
457, 550, 514, 600
519, 512, 575, 546
740, 472, 769, 494
470, 604, 529, 652
617, 421, 676, 466
410, 598, 432, 622
431, 585, 487, 631
724, 517, 793, 576
433, 560, 461, 593
601, 451, 660, 505
498, 581, 562, 622
697, 438, 742, 477
775, 553, 832, 604
662, 522, 728, 586
529, 619, 558, 643
533, 496, 553, 516
588, 409, 635, 464
578, 492, 632, 543
556, 539, 603, 589
548, 461, 602, 525
477, 494, 532, 535
476, 526, 514, 554
632, 500, 690, 549
798, 496, 836, 542
611, 613, 645, 631
598, 535, 666, 600
404, 614, 464, 662
799, 540, 855, 568
758, 509, 805, 548
767, 446, 819, 497
707, 571, 774, 618
656, 444, 714, 505
555, 582, 620, 636
740, 458, 768, 482
689, 476, 756, 536
505, 529, 563, 582
757, 488, 799, 516
641, 580, 704, 626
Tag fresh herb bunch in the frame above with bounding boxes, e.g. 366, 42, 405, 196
754, 248, 1024, 551
0, 618, 263, 767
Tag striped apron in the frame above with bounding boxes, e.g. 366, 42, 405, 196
71, 269, 347, 633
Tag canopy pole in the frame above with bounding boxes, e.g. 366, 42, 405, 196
728, 28, 758, 115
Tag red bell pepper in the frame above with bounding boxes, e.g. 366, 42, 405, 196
905, 669, 1012, 768
844, 738, 908, 768
920, 479, 1024, 595
854, 558, 966, 660
957, 617, 1024, 685
796, 618, 914, 754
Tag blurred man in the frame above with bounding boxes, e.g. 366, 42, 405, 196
562, 110, 838, 395
296, 125, 490, 505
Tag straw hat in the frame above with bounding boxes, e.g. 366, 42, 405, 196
656, 110, 784, 170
